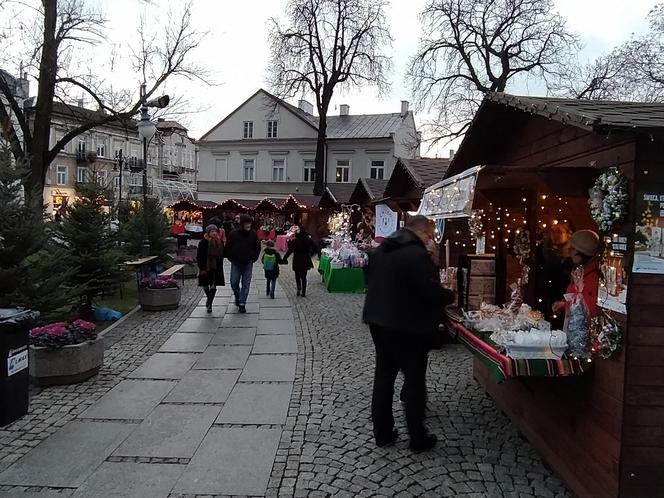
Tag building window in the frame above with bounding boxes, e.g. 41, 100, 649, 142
243, 158, 255, 181
303, 160, 316, 182
370, 160, 385, 180
267, 120, 278, 138
272, 159, 286, 182
335, 159, 350, 183
76, 167, 88, 183
96, 139, 106, 158
243, 121, 254, 139
77, 139, 86, 154
56, 166, 68, 185
96, 170, 107, 185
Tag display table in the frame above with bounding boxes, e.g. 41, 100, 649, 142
445, 308, 591, 383
325, 267, 366, 293
318, 255, 331, 281
276, 235, 289, 252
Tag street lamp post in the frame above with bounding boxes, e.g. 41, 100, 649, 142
136, 83, 169, 256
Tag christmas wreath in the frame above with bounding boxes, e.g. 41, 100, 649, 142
588, 166, 628, 233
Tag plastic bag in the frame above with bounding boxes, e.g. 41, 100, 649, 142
563, 266, 590, 358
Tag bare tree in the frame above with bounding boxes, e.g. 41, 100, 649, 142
567, 4, 664, 102
268, 0, 392, 195
0, 0, 206, 208
408, 0, 579, 144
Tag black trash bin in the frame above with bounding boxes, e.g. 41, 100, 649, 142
0, 308, 39, 427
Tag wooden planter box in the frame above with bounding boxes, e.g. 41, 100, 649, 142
139, 286, 181, 311
29, 338, 104, 386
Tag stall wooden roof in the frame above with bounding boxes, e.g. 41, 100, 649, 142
280, 194, 320, 210
449, 92, 664, 178
349, 178, 388, 205
381, 157, 451, 207
318, 183, 357, 208
168, 199, 218, 211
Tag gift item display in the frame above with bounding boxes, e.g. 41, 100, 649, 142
457, 254, 497, 310
463, 302, 567, 360
564, 267, 591, 359
325, 207, 369, 269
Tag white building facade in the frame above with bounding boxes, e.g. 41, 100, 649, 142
197, 89, 420, 202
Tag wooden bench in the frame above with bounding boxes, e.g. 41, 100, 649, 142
159, 264, 186, 286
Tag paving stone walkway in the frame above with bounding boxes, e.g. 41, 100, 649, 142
0, 262, 574, 498
0, 266, 296, 497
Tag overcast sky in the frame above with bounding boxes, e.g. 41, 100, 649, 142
8, 0, 662, 154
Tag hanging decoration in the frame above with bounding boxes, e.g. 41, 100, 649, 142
468, 209, 484, 239
513, 229, 531, 264
590, 313, 623, 359
588, 166, 628, 232
434, 218, 445, 244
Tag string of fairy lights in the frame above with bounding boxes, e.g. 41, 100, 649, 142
451, 194, 572, 255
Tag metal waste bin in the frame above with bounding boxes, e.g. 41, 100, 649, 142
0, 308, 39, 426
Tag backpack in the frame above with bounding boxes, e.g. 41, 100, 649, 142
263, 253, 277, 271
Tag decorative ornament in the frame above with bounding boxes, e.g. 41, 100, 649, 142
434, 218, 445, 244
589, 166, 628, 232
590, 313, 623, 359
468, 209, 484, 239
513, 229, 531, 264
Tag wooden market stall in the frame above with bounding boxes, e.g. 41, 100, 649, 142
380, 157, 451, 214
434, 92, 664, 498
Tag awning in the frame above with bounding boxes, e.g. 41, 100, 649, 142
417, 165, 483, 220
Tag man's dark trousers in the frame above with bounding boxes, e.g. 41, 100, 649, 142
370, 325, 428, 443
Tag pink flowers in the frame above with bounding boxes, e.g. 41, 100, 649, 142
140, 276, 179, 289
29, 320, 97, 349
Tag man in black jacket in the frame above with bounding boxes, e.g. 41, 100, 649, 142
363, 215, 452, 452
225, 214, 261, 313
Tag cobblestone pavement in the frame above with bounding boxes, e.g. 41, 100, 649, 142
0, 280, 202, 472
269, 267, 573, 498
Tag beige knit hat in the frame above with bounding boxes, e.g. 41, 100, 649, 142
571, 229, 602, 256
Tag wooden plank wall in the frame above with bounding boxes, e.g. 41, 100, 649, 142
621, 139, 664, 497
468, 117, 637, 498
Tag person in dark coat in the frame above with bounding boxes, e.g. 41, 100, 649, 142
225, 214, 261, 313
283, 227, 316, 297
197, 224, 225, 312
363, 215, 454, 452
261, 240, 285, 299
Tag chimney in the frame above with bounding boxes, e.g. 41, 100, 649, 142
449, 149, 456, 159
77, 97, 85, 108
298, 99, 314, 115
340, 104, 350, 116
401, 100, 409, 117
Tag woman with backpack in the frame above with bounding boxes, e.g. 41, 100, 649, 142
197, 224, 226, 312
283, 227, 316, 297
261, 240, 284, 299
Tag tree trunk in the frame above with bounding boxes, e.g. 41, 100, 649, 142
25, 0, 59, 212
313, 117, 327, 196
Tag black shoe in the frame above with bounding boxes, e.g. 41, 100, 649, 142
239, 305, 246, 313
296, 289, 301, 296
375, 429, 398, 447
410, 434, 437, 453
206, 305, 212, 313
301, 292, 306, 298
270, 294, 275, 299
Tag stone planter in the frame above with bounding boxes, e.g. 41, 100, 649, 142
139, 286, 181, 311
29, 338, 104, 386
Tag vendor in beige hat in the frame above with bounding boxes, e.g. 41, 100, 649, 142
552, 229, 602, 319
